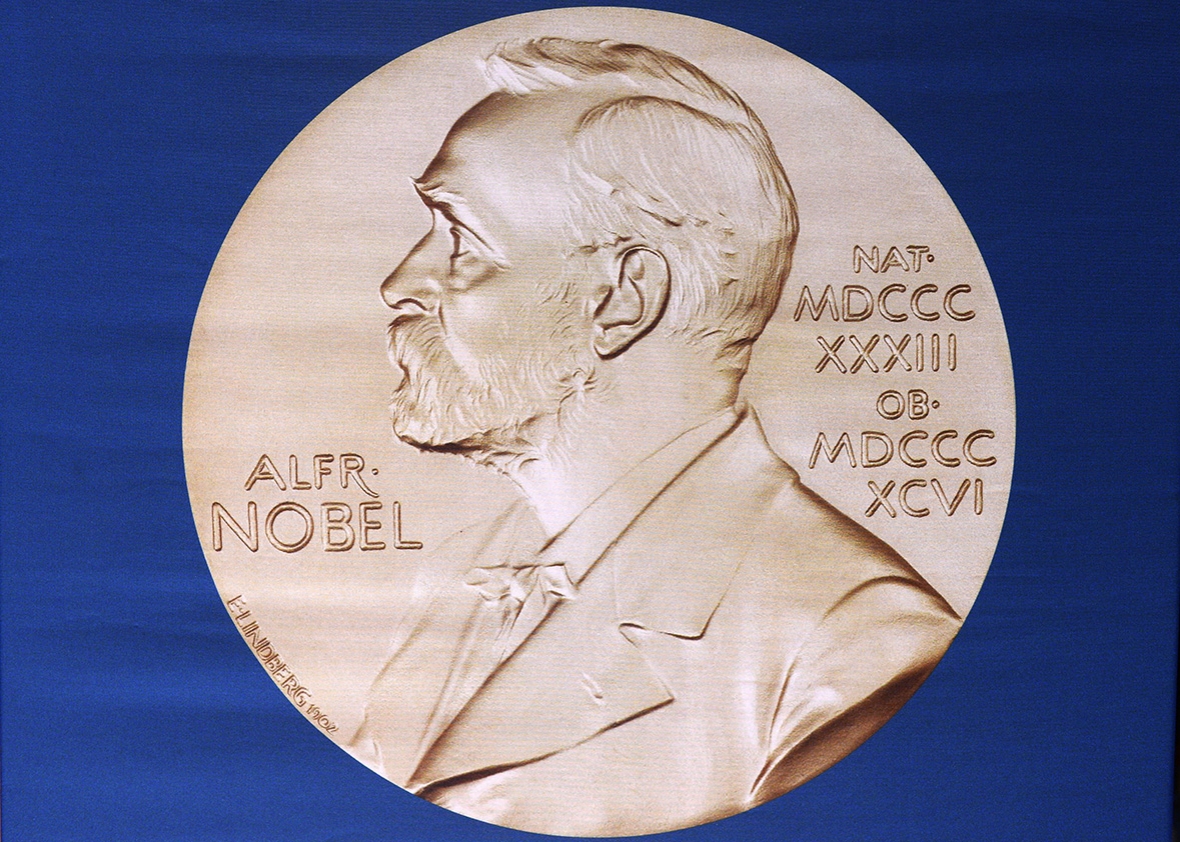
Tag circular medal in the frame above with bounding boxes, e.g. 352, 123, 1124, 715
184, 8, 1014, 835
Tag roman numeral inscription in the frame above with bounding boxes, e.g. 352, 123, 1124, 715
814, 333, 957, 373
800, 246, 1002, 520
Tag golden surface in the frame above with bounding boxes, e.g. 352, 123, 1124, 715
184, 9, 1014, 835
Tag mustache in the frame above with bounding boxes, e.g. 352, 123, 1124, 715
387, 312, 445, 369
385, 311, 478, 413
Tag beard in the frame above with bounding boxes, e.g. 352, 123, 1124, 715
387, 307, 597, 461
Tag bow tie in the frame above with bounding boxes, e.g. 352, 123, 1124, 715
464, 563, 575, 607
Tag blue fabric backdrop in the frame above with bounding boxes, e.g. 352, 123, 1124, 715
2, 1, 1176, 839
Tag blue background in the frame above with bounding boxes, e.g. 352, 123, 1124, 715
3, 1, 1176, 839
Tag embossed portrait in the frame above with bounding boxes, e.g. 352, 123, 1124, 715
184, 9, 1013, 839
350, 38, 959, 835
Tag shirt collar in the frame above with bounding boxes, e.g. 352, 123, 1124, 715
530, 405, 744, 584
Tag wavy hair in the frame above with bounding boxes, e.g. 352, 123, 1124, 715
484, 38, 799, 369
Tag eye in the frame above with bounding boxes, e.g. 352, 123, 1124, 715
449, 226, 473, 260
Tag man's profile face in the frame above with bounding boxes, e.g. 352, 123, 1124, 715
381, 91, 604, 453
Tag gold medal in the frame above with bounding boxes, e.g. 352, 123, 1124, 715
184, 8, 1014, 834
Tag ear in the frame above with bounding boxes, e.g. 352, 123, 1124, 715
592, 247, 670, 358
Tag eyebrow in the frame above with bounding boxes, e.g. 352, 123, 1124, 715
411, 178, 509, 267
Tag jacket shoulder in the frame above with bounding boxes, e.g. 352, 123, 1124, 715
744, 460, 958, 622
734, 465, 961, 801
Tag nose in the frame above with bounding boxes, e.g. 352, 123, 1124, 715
380, 229, 445, 312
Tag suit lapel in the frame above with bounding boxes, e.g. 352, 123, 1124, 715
612, 412, 788, 637
409, 551, 673, 790
403, 411, 787, 790
360, 570, 490, 785
357, 507, 531, 785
